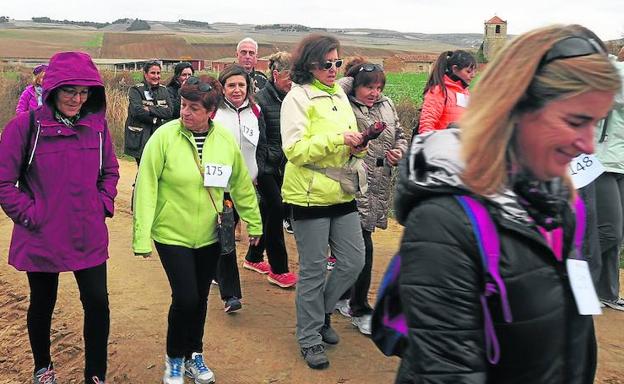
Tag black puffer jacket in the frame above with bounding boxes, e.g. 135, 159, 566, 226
255, 81, 286, 175
393, 129, 596, 384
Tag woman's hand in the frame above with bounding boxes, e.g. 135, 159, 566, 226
343, 131, 364, 147
385, 149, 403, 166
248, 236, 261, 246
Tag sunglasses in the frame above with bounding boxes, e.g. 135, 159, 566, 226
186, 76, 213, 92
540, 36, 605, 67
318, 59, 343, 71
358, 63, 383, 73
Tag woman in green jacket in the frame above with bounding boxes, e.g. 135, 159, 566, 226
133, 75, 262, 384
281, 34, 366, 370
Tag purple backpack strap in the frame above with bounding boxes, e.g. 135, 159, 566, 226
572, 195, 586, 259
456, 196, 513, 365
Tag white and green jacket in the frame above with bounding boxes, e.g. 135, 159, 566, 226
280, 80, 361, 206
133, 119, 262, 253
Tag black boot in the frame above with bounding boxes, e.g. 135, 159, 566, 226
320, 313, 339, 344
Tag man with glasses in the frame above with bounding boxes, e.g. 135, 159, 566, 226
236, 37, 268, 93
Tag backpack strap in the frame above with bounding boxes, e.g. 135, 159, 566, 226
456, 195, 513, 364
22, 110, 41, 174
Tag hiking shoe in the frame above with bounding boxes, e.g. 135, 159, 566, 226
320, 314, 339, 345
243, 260, 270, 274
163, 356, 184, 384
301, 344, 329, 370
267, 271, 297, 288
185, 352, 216, 384
334, 299, 351, 318
602, 297, 624, 311
91, 377, 105, 384
283, 219, 294, 234
33, 365, 57, 384
326, 256, 337, 271
351, 314, 372, 335
224, 297, 242, 313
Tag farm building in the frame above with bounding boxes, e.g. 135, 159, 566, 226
383, 54, 439, 73
93, 58, 206, 72
211, 57, 269, 72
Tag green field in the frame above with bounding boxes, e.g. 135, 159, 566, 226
383, 72, 428, 105
83, 33, 104, 48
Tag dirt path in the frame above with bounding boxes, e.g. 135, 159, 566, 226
0, 158, 622, 383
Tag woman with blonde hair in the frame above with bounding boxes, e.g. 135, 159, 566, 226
394, 24, 620, 383
16, 64, 47, 114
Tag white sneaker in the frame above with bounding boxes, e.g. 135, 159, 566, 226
602, 297, 624, 311
163, 356, 184, 384
334, 299, 351, 318
185, 352, 216, 384
351, 314, 372, 335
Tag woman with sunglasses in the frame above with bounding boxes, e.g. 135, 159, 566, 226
133, 74, 262, 384
281, 33, 366, 369
333, 58, 407, 336
166, 62, 194, 119
417, 50, 476, 134
210, 64, 267, 313
0, 51, 119, 383
394, 25, 619, 384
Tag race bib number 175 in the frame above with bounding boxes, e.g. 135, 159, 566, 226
204, 163, 232, 188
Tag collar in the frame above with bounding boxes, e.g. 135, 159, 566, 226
312, 79, 339, 95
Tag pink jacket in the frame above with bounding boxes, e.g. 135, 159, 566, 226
16, 85, 42, 114
418, 75, 470, 134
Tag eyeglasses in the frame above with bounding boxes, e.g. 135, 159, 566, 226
59, 87, 90, 100
358, 63, 383, 73
186, 76, 213, 92
318, 59, 343, 71
540, 36, 606, 67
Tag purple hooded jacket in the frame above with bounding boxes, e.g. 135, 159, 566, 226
16, 84, 43, 114
0, 51, 119, 272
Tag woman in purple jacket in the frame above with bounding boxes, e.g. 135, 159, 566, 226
16, 64, 47, 114
0, 52, 119, 384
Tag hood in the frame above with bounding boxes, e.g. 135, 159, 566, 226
394, 128, 532, 226
42, 51, 106, 114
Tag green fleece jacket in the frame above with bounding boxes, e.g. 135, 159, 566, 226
280, 80, 361, 206
133, 119, 261, 253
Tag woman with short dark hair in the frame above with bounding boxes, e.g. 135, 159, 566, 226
281, 33, 366, 369
166, 61, 194, 119
133, 74, 262, 384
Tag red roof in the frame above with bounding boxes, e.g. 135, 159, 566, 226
486, 16, 506, 24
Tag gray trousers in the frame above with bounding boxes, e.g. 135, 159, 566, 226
595, 172, 624, 301
579, 183, 602, 286
291, 212, 365, 348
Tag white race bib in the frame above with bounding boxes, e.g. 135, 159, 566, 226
241, 124, 259, 146
456, 93, 469, 108
566, 259, 602, 315
203, 163, 232, 188
568, 154, 605, 189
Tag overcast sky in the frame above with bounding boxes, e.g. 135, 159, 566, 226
3, 0, 623, 40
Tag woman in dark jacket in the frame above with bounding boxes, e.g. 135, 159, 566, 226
394, 24, 620, 384
243, 51, 297, 288
166, 61, 194, 119
123, 60, 172, 164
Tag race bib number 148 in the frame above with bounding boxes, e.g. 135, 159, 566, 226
569, 154, 605, 189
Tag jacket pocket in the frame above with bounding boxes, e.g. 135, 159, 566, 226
125, 126, 144, 151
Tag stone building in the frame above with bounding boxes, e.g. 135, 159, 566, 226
483, 16, 508, 61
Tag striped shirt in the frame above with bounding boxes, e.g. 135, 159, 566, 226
193, 131, 208, 160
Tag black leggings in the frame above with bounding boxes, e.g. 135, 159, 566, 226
27, 262, 109, 381
155, 242, 220, 358
340, 229, 374, 316
245, 173, 290, 274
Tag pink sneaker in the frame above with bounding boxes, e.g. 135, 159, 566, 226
327, 256, 337, 271
267, 271, 298, 288
243, 260, 270, 274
